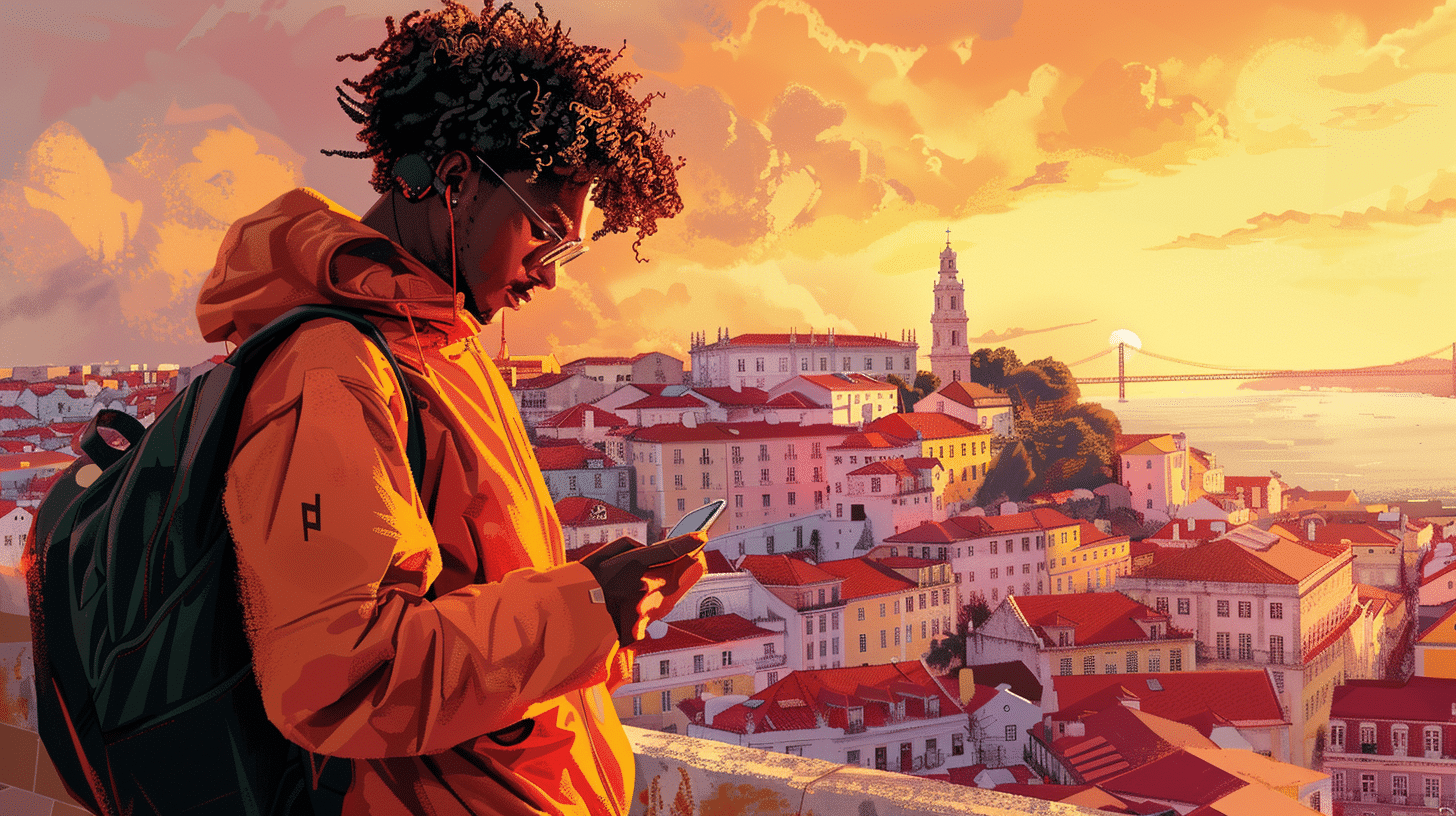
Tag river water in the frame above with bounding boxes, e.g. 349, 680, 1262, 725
1105, 390, 1456, 504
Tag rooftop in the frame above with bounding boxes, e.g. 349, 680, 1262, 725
721, 332, 912, 349
1052, 671, 1286, 727
738, 554, 840, 588
537, 403, 629, 429
814, 558, 916, 600
630, 613, 777, 657
533, 443, 617, 471
864, 412, 988, 441
1331, 675, 1456, 722
627, 421, 853, 444
703, 662, 959, 735
1009, 593, 1177, 647
554, 496, 645, 527
933, 380, 1012, 408
1134, 537, 1336, 585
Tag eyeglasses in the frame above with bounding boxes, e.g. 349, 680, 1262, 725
475, 154, 589, 268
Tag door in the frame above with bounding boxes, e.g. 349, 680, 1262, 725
900, 742, 913, 773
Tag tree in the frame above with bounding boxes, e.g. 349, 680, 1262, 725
975, 439, 1037, 505
887, 371, 942, 411
1004, 357, 1080, 418
925, 595, 990, 673
967, 347, 1022, 390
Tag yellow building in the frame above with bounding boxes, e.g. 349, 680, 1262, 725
863, 412, 992, 509
1049, 521, 1133, 594
818, 557, 956, 666
614, 614, 780, 734
1415, 602, 1456, 678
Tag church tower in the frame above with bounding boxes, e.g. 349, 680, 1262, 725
928, 232, 972, 386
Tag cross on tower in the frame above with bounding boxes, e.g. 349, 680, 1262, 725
945, 227, 951, 247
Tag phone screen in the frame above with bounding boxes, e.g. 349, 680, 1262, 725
667, 499, 726, 538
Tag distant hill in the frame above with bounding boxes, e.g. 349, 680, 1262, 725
1239, 357, 1453, 397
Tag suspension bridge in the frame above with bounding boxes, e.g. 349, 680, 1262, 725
1067, 342, 1456, 401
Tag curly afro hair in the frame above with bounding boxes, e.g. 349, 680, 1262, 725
325, 1, 683, 257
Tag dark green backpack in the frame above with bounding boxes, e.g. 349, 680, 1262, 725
26, 305, 424, 815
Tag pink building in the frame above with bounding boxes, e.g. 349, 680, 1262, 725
841, 457, 944, 538
1325, 676, 1456, 814
534, 403, 630, 448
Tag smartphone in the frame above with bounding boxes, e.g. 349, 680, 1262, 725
666, 498, 726, 539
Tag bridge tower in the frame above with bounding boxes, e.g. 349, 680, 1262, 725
929, 231, 972, 386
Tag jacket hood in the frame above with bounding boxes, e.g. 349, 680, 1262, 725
197, 188, 479, 346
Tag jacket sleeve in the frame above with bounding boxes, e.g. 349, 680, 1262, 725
223, 326, 622, 759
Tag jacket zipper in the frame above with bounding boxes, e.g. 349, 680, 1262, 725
465, 337, 623, 815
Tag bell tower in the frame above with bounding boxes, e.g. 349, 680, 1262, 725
929, 230, 971, 387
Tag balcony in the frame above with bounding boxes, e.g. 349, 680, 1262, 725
754, 654, 787, 671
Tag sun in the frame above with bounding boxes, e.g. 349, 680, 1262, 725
1109, 329, 1143, 350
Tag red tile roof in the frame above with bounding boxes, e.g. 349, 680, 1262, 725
1053, 671, 1285, 727
1312, 522, 1400, 547
738, 554, 839, 587
1135, 538, 1335, 585
1332, 675, 1456, 723
706, 662, 959, 735
537, 403, 629, 429
512, 372, 576, 390
963, 661, 1043, 703
0, 381, 26, 391
1223, 475, 1278, 490
1097, 748, 1246, 806
0, 406, 35, 420
626, 421, 852, 444
828, 431, 914, 450
764, 392, 822, 409
794, 373, 895, 391
630, 613, 778, 656
1148, 518, 1230, 543
564, 356, 634, 366
690, 386, 772, 406
533, 444, 616, 470
884, 508, 1080, 544
619, 394, 708, 410
873, 555, 944, 568
704, 550, 736, 574
1113, 434, 1167, 455
935, 380, 1012, 408
848, 457, 939, 478
725, 332, 911, 349
554, 496, 644, 527
864, 412, 987, 440
1010, 593, 1176, 647
815, 558, 916, 600
0, 440, 33, 453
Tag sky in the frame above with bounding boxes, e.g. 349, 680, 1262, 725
2, 0, 1455, 396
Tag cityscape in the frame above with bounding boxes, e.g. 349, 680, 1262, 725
2, 239, 1451, 816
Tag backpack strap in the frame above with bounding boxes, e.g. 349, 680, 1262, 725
78, 410, 148, 470
228, 305, 427, 493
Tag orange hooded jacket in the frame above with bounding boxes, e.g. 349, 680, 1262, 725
196, 188, 634, 816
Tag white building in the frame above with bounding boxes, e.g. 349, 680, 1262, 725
1115, 433, 1189, 524
0, 502, 34, 570
917, 381, 1014, 438
928, 239, 972, 387
688, 328, 918, 392
767, 373, 897, 428
555, 496, 648, 554
688, 661, 975, 777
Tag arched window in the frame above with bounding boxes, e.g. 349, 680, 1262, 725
698, 596, 724, 618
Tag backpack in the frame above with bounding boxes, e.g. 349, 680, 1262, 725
26, 305, 425, 815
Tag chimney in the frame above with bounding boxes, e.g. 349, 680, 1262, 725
585, 409, 595, 430
1173, 525, 1180, 541
958, 668, 976, 705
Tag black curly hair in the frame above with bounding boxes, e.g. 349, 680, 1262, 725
325, 1, 683, 258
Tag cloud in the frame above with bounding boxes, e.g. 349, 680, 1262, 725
20, 123, 143, 262
1322, 100, 1435, 130
972, 319, 1097, 344
1321, 0, 1456, 92
1151, 172, 1456, 252
1009, 160, 1068, 190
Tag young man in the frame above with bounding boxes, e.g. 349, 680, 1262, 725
195, 4, 700, 814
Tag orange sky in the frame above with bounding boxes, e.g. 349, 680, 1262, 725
3, 0, 1454, 392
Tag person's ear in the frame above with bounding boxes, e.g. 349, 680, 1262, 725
434, 151, 472, 203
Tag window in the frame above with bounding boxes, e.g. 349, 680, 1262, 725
1127, 651, 1139, 673
820, 641, 827, 657
1005, 725, 1017, 741
880, 630, 887, 648
1216, 600, 1229, 617
722, 679, 733, 694
1392, 774, 1408, 802
677, 498, 685, 512
1329, 722, 1345, 752
1177, 598, 1190, 615
1238, 633, 1253, 661
952, 733, 964, 756
1083, 655, 1096, 674
807, 643, 814, 660
762, 494, 771, 508
1269, 602, 1283, 619
1331, 771, 1344, 800
633, 696, 642, 716
801, 358, 809, 371
819, 613, 827, 633
1425, 776, 1440, 801
1148, 651, 1161, 672
659, 660, 670, 677
1392, 724, 1408, 756
1169, 648, 1182, 672
1216, 632, 1231, 659
1060, 658, 1073, 676
693, 654, 704, 673
1268, 635, 1284, 664
1425, 726, 1442, 757
755, 358, 764, 372
702, 472, 711, 489
737, 359, 746, 372
722, 650, 733, 667
1238, 601, 1252, 618
859, 634, 867, 653
847, 749, 861, 765
661, 691, 671, 712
